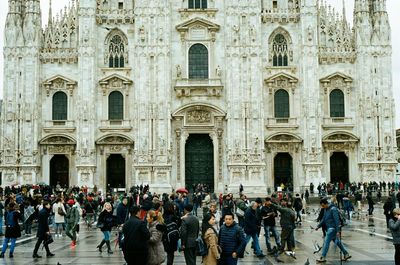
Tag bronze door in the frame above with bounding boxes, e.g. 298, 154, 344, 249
50, 155, 69, 187
274, 153, 293, 191
185, 134, 214, 192
107, 154, 126, 189
330, 152, 349, 183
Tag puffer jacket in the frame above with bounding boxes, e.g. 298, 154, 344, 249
389, 218, 400, 245
147, 221, 166, 265
219, 222, 246, 257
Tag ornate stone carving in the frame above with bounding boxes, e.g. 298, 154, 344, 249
176, 17, 220, 42
186, 110, 212, 124
42, 75, 77, 97
96, 135, 134, 145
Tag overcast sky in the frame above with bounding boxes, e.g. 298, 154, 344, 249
0, 0, 399, 127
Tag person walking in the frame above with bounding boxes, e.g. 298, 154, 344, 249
260, 197, 281, 253
163, 202, 180, 265
84, 197, 95, 229
116, 197, 129, 248
218, 212, 247, 265
32, 201, 55, 258
293, 194, 303, 225
180, 204, 200, 265
147, 210, 166, 265
24, 201, 35, 235
0, 202, 22, 258
202, 213, 220, 265
235, 194, 248, 228
366, 192, 375, 216
389, 208, 400, 265
272, 199, 296, 254
97, 202, 116, 254
52, 198, 66, 237
123, 206, 150, 265
315, 198, 351, 263
384, 197, 396, 228
65, 199, 79, 247
243, 201, 265, 258
0, 198, 4, 236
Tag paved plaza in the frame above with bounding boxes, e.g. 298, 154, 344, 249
0, 203, 395, 265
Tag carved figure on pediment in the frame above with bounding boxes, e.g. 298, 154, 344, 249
187, 110, 211, 124
216, 65, 222, 77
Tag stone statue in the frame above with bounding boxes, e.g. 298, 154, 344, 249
176, 65, 182, 78
216, 65, 221, 77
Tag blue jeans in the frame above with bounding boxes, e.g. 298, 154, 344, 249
245, 233, 262, 255
102, 231, 111, 241
0, 216, 3, 234
321, 228, 349, 258
264, 225, 281, 251
1, 237, 16, 254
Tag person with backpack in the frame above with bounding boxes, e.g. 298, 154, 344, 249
84, 197, 95, 229
0, 202, 21, 258
202, 213, 220, 265
218, 212, 246, 265
293, 194, 303, 225
163, 202, 180, 265
315, 198, 351, 263
52, 198, 66, 237
65, 199, 79, 247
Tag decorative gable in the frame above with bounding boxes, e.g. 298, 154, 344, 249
42, 75, 77, 97
320, 72, 353, 93
264, 72, 299, 93
176, 17, 220, 41
99, 74, 133, 96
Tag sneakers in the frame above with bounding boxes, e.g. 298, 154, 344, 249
256, 253, 266, 258
341, 254, 352, 261
70, 240, 76, 247
316, 256, 327, 263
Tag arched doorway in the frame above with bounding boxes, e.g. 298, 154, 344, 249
330, 152, 349, 183
106, 154, 126, 190
274, 153, 293, 191
185, 134, 214, 192
50, 155, 69, 188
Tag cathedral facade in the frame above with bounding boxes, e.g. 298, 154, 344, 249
1, 0, 397, 194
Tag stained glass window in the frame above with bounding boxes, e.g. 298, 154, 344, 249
272, 34, 288, 67
108, 35, 125, 68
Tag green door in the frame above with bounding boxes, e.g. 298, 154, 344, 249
185, 134, 214, 192
274, 153, 293, 191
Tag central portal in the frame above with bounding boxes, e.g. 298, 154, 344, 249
106, 154, 126, 190
185, 134, 214, 192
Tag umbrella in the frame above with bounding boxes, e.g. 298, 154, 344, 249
176, 188, 188, 194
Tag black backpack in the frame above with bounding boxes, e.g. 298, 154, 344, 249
163, 221, 180, 245
196, 235, 208, 257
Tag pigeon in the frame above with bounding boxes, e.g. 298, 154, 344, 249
304, 258, 310, 265
57, 263, 62, 265
313, 240, 322, 254
285, 251, 297, 259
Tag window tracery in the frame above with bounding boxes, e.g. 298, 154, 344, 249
105, 30, 128, 68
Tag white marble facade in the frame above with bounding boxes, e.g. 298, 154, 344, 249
0, 0, 397, 194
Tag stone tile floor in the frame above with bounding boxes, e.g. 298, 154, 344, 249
0, 204, 395, 265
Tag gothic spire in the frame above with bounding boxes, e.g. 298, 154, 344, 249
48, 0, 53, 26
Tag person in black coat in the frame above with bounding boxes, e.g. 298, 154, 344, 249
243, 202, 265, 257
163, 202, 181, 265
97, 202, 116, 254
123, 205, 151, 265
32, 201, 54, 258
0, 202, 22, 258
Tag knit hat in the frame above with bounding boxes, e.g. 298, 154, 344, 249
67, 199, 75, 205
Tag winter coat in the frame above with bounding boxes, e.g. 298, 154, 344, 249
390, 218, 400, 245
274, 205, 296, 228
66, 205, 80, 225
116, 203, 129, 225
98, 210, 115, 232
36, 208, 50, 239
318, 204, 340, 231
202, 228, 220, 265
52, 202, 66, 224
218, 222, 246, 257
122, 216, 150, 254
147, 221, 166, 265
260, 205, 277, 227
244, 208, 259, 235
4, 210, 21, 238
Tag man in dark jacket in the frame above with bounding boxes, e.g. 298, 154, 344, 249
32, 201, 54, 258
122, 206, 150, 265
260, 197, 281, 253
117, 197, 129, 249
315, 198, 351, 263
244, 201, 265, 258
293, 194, 303, 224
180, 204, 199, 265
219, 212, 247, 265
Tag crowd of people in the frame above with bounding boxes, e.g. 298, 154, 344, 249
0, 181, 399, 264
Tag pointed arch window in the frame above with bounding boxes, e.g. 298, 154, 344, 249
108, 91, 124, 120
108, 35, 125, 68
272, 34, 289, 67
329, 89, 345, 117
274, 89, 290, 118
188, 0, 207, 9
189, 44, 209, 79
52, 91, 68, 120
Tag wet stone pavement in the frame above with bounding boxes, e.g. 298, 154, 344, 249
0, 203, 395, 265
